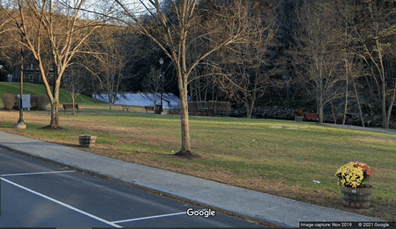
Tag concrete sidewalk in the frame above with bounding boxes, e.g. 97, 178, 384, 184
0, 130, 379, 227
322, 123, 396, 135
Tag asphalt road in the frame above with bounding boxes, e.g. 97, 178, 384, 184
0, 147, 262, 228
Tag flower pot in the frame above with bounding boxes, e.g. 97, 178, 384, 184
79, 135, 97, 148
341, 186, 372, 209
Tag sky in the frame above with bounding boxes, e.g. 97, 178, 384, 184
82, 0, 156, 20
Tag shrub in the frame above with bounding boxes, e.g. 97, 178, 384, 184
168, 104, 181, 115
2, 94, 17, 111
30, 95, 38, 109
31, 94, 50, 110
188, 101, 231, 116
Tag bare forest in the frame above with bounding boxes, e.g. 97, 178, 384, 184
1, 0, 396, 153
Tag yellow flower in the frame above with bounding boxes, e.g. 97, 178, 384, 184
335, 161, 374, 188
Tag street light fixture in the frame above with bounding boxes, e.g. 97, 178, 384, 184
159, 58, 164, 114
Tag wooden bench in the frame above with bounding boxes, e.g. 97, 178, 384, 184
145, 106, 154, 113
121, 105, 129, 111
304, 113, 319, 121
63, 104, 80, 112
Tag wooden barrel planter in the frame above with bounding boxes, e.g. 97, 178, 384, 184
341, 186, 373, 209
79, 135, 97, 148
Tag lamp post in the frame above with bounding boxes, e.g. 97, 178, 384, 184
159, 57, 164, 114
15, 32, 26, 129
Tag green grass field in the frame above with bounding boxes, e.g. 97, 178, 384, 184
0, 82, 106, 106
0, 109, 395, 220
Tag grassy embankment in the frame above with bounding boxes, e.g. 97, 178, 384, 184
0, 82, 149, 112
0, 82, 395, 221
0, 82, 105, 106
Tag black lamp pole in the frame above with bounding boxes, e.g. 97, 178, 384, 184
159, 58, 164, 114
15, 31, 26, 129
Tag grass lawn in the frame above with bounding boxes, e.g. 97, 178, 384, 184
0, 82, 106, 106
0, 107, 395, 221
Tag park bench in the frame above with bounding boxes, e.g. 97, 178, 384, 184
121, 105, 129, 111
63, 104, 80, 112
304, 113, 319, 121
145, 106, 154, 113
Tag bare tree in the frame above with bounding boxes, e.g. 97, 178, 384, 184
292, 0, 344, 124
216, 1, 277, 118
0, 6, 28, 128
0, 0, 102, 128
80, 26, 135, 110
351, 0, 396, 129
142, 65, 162, 106
332, 0, 362, 126
64, 64, 86, 115
113, 0, 248, 156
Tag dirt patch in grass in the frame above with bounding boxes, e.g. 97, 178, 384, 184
116, 132, 179, 147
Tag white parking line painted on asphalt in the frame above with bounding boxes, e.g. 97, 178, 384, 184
111, 212, 186, 224
0, 177, 122, 228
1, 170, 75, 177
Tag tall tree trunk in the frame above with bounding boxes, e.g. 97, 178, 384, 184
249, 99, 256, 119
386, 88, 396, 129
197, 79, 201, 102
364, 75, 375, 101
375, 38, 388, 129
204, 79, 208, 102
319, 79, 324, 124
72, 91, 76, 115
108, 93, 113, 110
176, 73, 192, 156
175, 23, 193, 156
330, 102, 336, 124
245, 97, 251, 119
352, 78, 365, 127
49, 72, 61, 128
189, 81, 193, 100
50, 99, 59, 128
343, 76, 349, 125
212, 77, 215, 101
381, 74, 387, 129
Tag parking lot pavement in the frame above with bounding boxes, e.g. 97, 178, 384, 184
0, 148, 262, 228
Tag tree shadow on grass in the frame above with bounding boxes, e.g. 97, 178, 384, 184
41, 125, 65, 130
160, 151, 202, 160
